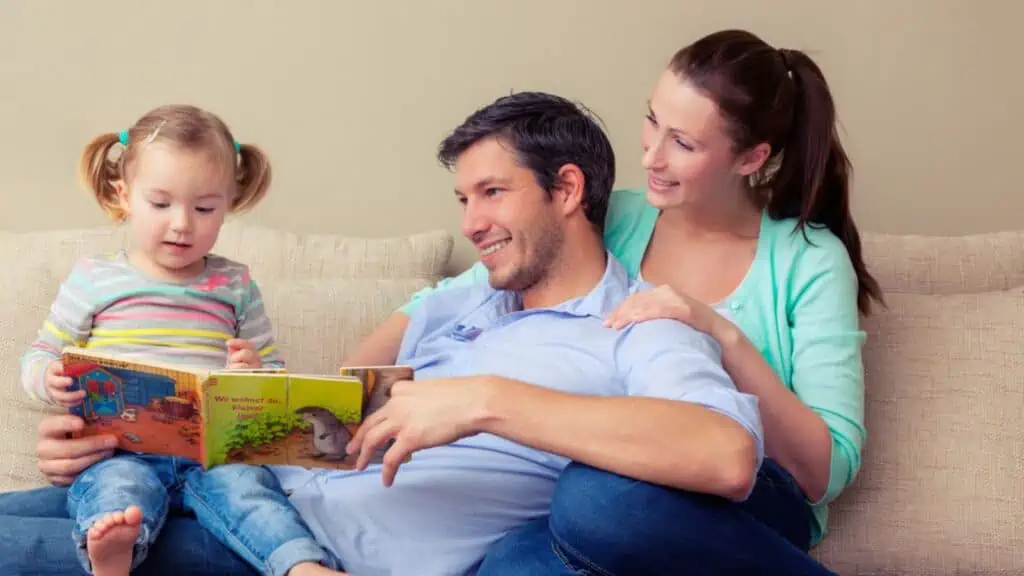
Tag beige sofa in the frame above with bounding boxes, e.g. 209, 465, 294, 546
0, 222, 1021, 574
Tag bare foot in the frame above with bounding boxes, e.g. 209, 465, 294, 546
87, 506, 143, 576
288, 561, 348, 575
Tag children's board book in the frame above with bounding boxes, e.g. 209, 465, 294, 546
61, 347, 413, 470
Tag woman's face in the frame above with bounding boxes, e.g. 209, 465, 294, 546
641, 69, 762, 210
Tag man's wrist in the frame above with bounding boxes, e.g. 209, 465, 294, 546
471, 376, 511, 435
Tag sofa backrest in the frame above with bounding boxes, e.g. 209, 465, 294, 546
813, 231, 1024, 574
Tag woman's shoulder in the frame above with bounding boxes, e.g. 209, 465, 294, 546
607, 187, 650, 213
760, 214, 857, 285
604, 188, 658, 274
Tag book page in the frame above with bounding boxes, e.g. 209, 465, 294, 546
202, 373, 364, 469
62, 351, 205, 462
337, 365, 414, 466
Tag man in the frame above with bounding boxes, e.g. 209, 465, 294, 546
0, 92, 762, 575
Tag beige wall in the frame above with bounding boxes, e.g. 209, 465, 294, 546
2, 1, 1021, 270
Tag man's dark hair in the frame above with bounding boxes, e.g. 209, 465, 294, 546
437, 91, 616, 232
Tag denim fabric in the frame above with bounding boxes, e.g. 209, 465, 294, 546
66, 453, 338, 575
0, 485, 256, 575
477, 459, 837, 576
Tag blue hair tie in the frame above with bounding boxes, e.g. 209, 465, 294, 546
118, 128, 240, 153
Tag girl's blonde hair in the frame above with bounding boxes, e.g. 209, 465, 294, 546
79, 104, 271, 222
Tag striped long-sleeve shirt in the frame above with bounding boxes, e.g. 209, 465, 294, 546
22, 251, 285, 404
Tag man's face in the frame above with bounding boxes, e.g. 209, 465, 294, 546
454, 138, 564, 291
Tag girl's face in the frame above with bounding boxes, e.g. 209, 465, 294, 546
641, 70, 767, 211
117, 142, 233, 281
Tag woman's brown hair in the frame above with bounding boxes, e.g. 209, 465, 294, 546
79, 104, 271, 222
669, 29, 883, 314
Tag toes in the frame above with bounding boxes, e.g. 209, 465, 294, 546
124, 506, 144, 525
88, 519, 110, 540
88, 508, 139, 540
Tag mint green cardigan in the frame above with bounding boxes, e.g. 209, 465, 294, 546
398, 188, 867, 546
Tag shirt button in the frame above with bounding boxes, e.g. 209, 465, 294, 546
730, 301, 743, 312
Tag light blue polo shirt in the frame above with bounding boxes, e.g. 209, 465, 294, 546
272, 254, 763, 575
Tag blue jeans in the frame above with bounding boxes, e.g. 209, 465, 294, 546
478, 459, 837, 575
0, 484, 255, 575
66, 453, 339, 576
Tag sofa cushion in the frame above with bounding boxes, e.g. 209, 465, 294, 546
0, 223, 452, 491
812, 232, 1024, 574
812, 289, 1024, 574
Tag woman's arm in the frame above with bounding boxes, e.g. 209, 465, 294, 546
712, 321, 833, 501
711, 240, 865, 504
341, 262, 492, 367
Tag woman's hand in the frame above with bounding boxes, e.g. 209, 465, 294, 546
603, 284, 725, 337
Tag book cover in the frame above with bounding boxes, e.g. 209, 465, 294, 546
61, 347, 413, 470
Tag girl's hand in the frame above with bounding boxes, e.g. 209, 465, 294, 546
603, 284, 723, 337
226, 339, 261, 369
45, 360, 85, 407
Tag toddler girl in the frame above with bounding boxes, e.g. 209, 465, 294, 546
21, 105, 343, 576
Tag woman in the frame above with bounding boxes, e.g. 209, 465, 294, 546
348, 29, 882, 574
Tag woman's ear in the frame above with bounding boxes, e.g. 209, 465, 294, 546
734, 142, 772, 176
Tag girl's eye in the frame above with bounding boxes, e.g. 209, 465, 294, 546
485, 187, 503, 197
150, 201, 169, 209
674, 138, 694, 152
195, 207, 215, 214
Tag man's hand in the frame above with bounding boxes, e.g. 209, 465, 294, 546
44, 360, 85, 407
346, 376, 496, 487
36, 414, 117, 486
226, 339, 261, 369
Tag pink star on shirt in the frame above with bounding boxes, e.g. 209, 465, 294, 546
193, 274, 230, 292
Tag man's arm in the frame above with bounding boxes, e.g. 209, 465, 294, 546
477, 322, 762, 501
342, 312, 409, 367
342, 263, 491, 367
342, 311, 409, 364
353, 318, 763, 500
478, 380, 759, 501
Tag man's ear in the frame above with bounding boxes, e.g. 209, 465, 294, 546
734, 142, 772, 177
553, 164, 586, 217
